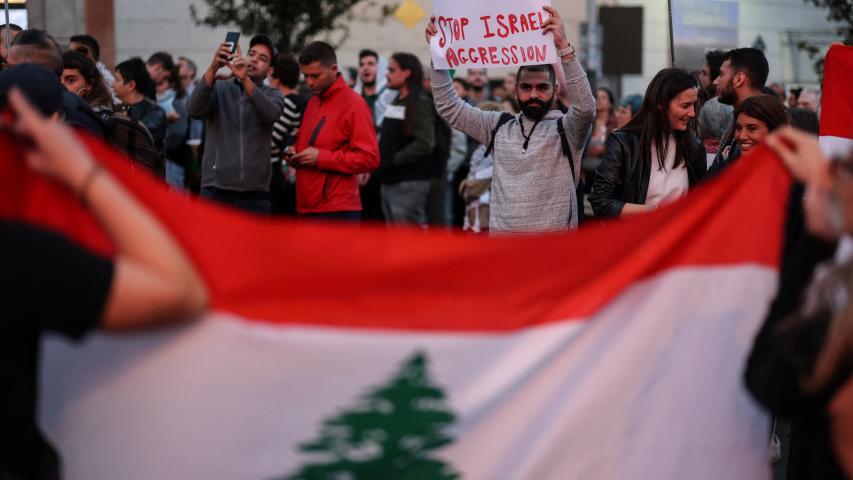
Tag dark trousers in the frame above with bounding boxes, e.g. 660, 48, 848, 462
301, 211, 362, 222
359, 177, 384, 223
201, 187, 271, 215
269, 160, 297, 216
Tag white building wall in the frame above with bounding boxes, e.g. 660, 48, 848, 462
112, 0, 587, 80
114, 0, 233, 71
610, 0, 839, 98
27, 0, 840, 92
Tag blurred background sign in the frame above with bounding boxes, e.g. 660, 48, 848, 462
670, 0, 739, 70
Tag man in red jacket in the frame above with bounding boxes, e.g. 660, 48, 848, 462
289, 42, 380, 219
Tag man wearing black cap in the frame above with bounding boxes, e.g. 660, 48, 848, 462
0, 64, 64, 118
187, 34, 284, 214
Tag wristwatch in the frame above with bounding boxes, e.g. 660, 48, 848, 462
557, 44, 576, 58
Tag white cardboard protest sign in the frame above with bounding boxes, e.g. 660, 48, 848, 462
430, 0, 558, 70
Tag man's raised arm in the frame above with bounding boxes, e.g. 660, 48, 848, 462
188, 43, 231, 119
542, 6, 595, 182
426, 16, 502, 147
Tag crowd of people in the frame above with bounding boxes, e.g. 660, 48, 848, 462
0, 17, 828, 233
0, 5, 851, 480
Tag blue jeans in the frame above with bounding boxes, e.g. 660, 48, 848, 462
301, 211, 362, 222
201, 187, 270, 215
165, 160, 185, 189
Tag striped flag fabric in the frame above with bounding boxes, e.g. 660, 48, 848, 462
819, 44, 853, 157
12, 46, 853, 479
819, 44, 853, 258
1, 132, 790, 480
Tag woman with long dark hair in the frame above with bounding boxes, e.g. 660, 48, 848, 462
589, 68, 706, 218
375, 52, 435, 226
61, 51, 114, 120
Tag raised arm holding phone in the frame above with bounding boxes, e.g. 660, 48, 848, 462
188, 33, 285, 214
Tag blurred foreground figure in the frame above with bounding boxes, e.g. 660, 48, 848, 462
746, 127, 851, 480
0, 79, 207, 479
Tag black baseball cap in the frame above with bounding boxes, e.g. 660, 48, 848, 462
0, 64, 64, 116
249, 35, 277, 59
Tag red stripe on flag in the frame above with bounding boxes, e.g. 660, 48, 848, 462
0, 133, 791, 332
821, 44, 853, 141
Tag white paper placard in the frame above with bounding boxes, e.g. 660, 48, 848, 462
430, 0, 558, 70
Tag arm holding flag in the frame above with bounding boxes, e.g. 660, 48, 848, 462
8, 88, 208, 329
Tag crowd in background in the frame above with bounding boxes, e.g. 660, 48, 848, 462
1, 11, 852, 480
0, 21, 827, 233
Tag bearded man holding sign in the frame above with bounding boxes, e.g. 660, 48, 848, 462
427, 4, 595, 233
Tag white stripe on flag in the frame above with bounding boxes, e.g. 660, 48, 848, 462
820, 135, 853, 158
41, 265, 775, 480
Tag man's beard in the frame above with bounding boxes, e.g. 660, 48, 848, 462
470, 84, 485, 93
362, 77, 376, 88
717, 82, 737, 106
520, 97, 552, 121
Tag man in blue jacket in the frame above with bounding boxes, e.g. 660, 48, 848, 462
188, 34, 285, 214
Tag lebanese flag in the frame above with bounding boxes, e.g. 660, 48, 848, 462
820, 44, 853, 258
820, 44, 853, 157
0, 135, 784, 480
16, 49, 853, 477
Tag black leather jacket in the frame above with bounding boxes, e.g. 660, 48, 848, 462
589, 130, 707, 218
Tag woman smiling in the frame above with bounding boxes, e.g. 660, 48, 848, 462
589, 68, 707, 218
732, 94, 790, 155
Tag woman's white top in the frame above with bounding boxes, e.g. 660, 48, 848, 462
645, 135, 689, 207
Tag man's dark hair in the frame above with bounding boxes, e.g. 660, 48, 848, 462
760, 86, 777, 97
788, 107, 820, 135
704, 49, 725, 82
359, 49, 378, 61
0, 23, 22, 33
452, 77, 468, 89
115, 57, 153, 96
299, 41, 337, 67
69, 34, 100, 61
722, 47, 769, 90
9, 29, 63, 76
249, 35, 276, 59
271, 53, 300, 89
147, 51, 175, 71
516, 64, 556, 86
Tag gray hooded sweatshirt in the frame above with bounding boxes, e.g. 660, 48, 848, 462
188, 78, 285, 192
432, 60, 595, 233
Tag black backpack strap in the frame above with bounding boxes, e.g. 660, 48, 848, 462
484, 112, 515, 158
556, 120, 576, 185
128, 123, 137, 161
557, 119, 586, 224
